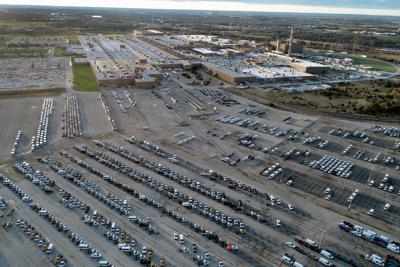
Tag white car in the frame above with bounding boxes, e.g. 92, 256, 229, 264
387, 243, 400, 253
284, 242, 295, 248
368, 208, 374, 215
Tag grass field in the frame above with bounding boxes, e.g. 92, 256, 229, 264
373, 52, 400, 64
351, 55, 396, 73
53, 46, 69, 57
67, 36, 81, 45
72, 63, 100, 91
239, 79, 400, 118
0, 36, 9, 45
374, 35, 400, 45
0, 47, 49, 58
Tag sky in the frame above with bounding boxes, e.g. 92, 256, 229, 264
1, 0, 400, 16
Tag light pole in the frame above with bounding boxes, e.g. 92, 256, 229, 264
319, 228, 327, 247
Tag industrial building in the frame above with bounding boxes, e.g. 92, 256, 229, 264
289, 60, 330, 74
133, 29, 164, 37
272, 40, 304, 55
79, 36, 163, 88
78, 33, 329, 88
241, 66, 314, 81
198, 62, 256, 84
192, 48, 222, 56
178, 35, 235, 47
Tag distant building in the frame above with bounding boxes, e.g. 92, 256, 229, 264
220, 49, 243, 57
133, 29, 163, 37
192, 48, 221, 55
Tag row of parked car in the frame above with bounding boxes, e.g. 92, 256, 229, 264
58, 150, 234, 253
39, 156, 161, 236
339, 221, 400, 255
15, 161, 158, 266
0, 196, 7, 210
58, 151, 165, 213
99, 94, 117, 131
1, 173, 34, 204
16, 219, 67, 267
58, 150, 242, 262
369, 173, 398, 196
22, 161, 157, 266
308, 155, 354, 179
0, 173, 111, 267
91, 140, 298, 249
237, 133, 259, 150
127, 136, 202, 172
62, 96, 82, 138
285, 236, 363, 267
31, 97, 53, 151
77, 145, 276, 260
76, 142, 249, 235
343, 143, 400, 172
125, 136, 278, 202
122, 137, 305, 251
329, 129, 375, 145
126, 136, 296, 227
239, 107, 265, 117
281, 253, 306, 267
93, 140, 275, 228
11, 129, 22, 157
199, 88, 240, 106
302, 135, 329, 149
340, 147, 400, 196
51, 173, 157, 266
111, 91, 130, 114
371, 126, 400, 138
81, 200, 158, 265
216, 115, 297, 140
57, 148, 248, 265
14, 161, 55, 193
261, 162, 283, 179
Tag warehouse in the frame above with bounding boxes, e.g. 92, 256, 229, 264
241, 66, 314, 81
192, 48, 222, 56
289, 60, 330, 74
200, 62, 256, 84
134, 77, 158, 89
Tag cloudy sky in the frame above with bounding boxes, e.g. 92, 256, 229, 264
1, 0, 400, 16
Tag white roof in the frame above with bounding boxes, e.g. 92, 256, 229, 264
192, 48, 222, 55
292, 60, 328, 68
147, 30, 163, 34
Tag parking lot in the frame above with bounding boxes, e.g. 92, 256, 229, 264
0, 58, 67, 90
0, 78, 399, 267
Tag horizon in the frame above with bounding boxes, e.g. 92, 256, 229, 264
1, 1, 400, 17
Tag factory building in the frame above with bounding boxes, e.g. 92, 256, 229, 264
198, 62, 256, 84
133, 29, 164, 37
289, 60, 330, 74
90, 59, 135, 86
272, 40, 304, 55
192, 48, 222, 56
134, 77, 158, 89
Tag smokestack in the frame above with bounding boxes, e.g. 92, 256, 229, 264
288, 26, 294, 56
